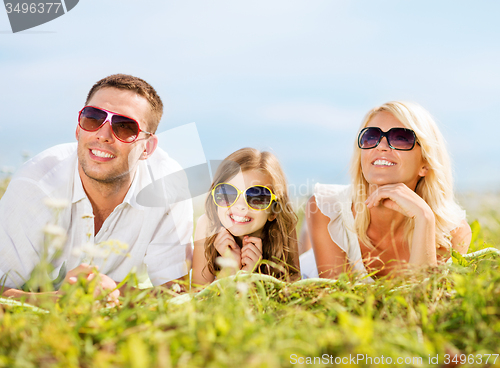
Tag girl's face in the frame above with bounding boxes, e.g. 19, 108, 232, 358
216, 170, 276, 239
360, 111, 428, 190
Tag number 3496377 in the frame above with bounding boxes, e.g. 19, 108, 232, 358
444, 354, 498, 365
5, 3, 62, 14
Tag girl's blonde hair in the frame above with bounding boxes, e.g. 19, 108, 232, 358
350, 101, 464, 253
204, 148, 298, 280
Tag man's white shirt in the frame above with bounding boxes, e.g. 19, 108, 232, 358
0, 143, 193, 288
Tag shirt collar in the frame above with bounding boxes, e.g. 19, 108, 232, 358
72, 159, 148, 211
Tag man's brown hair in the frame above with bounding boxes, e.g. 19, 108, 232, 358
85, 74, 164, 133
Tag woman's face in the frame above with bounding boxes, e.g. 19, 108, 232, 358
216, 170, 276, 238
360, 111, 428, 190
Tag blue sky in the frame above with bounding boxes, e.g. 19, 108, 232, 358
1, 1, 499, 194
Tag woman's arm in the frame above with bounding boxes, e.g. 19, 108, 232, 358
306, 196, 348, 279
191, 214, 215, 287
450, 219, 472, 254
365, 183, 437, 267
409, 206, 437, 266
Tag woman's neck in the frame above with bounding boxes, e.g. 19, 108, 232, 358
368, 205, 406, 233
365, 183, 408, 234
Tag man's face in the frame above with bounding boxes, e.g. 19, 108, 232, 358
76, 87, 156, 185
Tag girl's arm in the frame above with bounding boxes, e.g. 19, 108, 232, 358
191, 214, 215, 287
306, 196, 348, 279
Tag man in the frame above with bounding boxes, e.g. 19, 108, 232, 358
0, 74, 193, 302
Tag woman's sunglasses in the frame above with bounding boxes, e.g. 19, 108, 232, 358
78, 106, 153, 143
358, 127, 417, 151
212, 183, 277, 211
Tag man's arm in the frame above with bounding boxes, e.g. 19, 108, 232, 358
1, 287, 58, 304
143, 198, 194, 288
2, 264, 120, 305
0, 178, 58, 291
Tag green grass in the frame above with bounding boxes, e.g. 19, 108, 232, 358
1, 180, 500, 368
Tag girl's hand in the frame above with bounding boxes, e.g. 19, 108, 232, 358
214, 228, 242, 269
241, 236, 263, 272
365, 183, 434, 220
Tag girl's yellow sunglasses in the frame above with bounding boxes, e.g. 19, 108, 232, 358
212, 183, 277, 211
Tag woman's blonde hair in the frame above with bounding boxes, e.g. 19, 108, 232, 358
350, 101, 464, 253
204, 148, 298, 279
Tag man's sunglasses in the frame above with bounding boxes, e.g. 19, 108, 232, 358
358, 127, 417, 151
78, 106, 153, 143
212, 183, 277, 211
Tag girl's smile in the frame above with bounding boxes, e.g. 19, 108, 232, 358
228, 213, 253, 224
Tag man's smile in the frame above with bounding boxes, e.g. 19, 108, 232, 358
89, 148, 116, 161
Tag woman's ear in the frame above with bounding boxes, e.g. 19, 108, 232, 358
419, 162, 429, 177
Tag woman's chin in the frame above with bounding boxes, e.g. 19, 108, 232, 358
365, 176, 400, 186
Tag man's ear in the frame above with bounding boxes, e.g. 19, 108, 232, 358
140, 135, 158, 160
75, 125, 80, 141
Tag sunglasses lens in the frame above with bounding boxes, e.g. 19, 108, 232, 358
359, 128, 382, 149
213, 184, 238, 207
111, 115, 140, 142
387, 128, 415, 150
79, 107, 107, 131
245, 186, 273, 210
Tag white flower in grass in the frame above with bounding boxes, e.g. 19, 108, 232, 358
43, 224, 67, 249
171, 283, 182, 293
98, 240, 129, 255
236, 282, 249, 295
43, 197, 70, 210
72, 242, 110, 259
43, 224, 66, 238
216, 256, 239, 269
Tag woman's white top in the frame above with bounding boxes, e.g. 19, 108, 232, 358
299, 183, 467, 281
300, 183, 374, 282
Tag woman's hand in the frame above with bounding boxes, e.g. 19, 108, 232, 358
366, 183, 437, 267
241, 236, 263, 272
214, 228, 242, 270
365, 183, 434, 220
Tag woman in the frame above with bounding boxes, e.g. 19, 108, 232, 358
306, 101, 471, 280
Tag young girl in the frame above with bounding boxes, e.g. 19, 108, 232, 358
305, 101, 472, 280
192, 148, 300, 286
